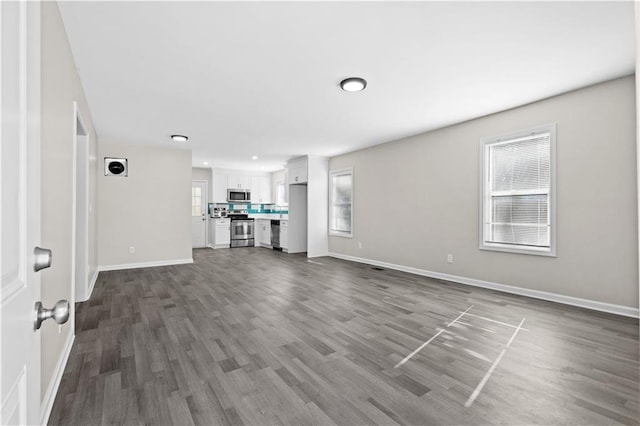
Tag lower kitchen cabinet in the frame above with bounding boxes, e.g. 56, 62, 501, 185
213, 218, 230, 248
256, 219, 271, 247
208, 218, 215, 247
280, 220, 288, 251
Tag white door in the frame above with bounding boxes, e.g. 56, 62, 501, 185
191, 180, 207, 248
1, 1, 42, 424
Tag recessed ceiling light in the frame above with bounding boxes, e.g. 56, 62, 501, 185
340, 77, 367, 92
252, 155, 258, 160
203, 161, 209, 165
171, 134, 188, 142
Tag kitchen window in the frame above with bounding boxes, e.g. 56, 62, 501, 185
276, 181, 287, 207
480, 124, 556, 256
329, 168, 353, 237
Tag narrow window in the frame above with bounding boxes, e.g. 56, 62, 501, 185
276, 181, 287, 207
192, 186, 202, 217
480, 124, 556, 256
329, 168, 353, 237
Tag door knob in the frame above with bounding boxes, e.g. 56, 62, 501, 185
34, 299, 70, 330
33, 246, 52, 272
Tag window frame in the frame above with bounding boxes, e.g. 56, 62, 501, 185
329, 167, 353, 238
276, 181, 287, 207
479, 123, 557, 257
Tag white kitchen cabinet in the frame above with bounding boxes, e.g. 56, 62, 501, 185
213, 172, 229, 203
214, 218, 231, 248
280, 220, 288, 251
255, 220, 263, 245
227, 175, 251, 190
208, 218, 215, 248
251, 176, 272, 204
256, 219, 271, 247
286, 184, 307, 254
286, 157, 308, 184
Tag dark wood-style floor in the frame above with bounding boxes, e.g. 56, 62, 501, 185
49, 248, 639, 425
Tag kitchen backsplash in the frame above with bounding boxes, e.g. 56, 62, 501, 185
228, 203, 288, 214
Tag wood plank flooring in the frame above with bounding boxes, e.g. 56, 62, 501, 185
48, 248, 639, 425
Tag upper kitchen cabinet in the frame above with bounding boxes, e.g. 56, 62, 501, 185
227, 174, 251, 190
213, 172, 228, 203
287, 157, 308, 184
213, 169, 273, 204
251, 175, 272, 204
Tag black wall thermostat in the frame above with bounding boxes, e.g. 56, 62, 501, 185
104, 158, 128, 176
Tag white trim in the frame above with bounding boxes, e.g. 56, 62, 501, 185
72, 102, 90, 306
328, 167, 353, 238
87, 269, 98, 300
635, 1, 640, 332
98, 258, 193, 272
479, 123, 557, 257
328, 252, 639, 318
40, 333, 74, 426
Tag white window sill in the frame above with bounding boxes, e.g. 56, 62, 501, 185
329, 231, 352, 238
480, 242, 556, 257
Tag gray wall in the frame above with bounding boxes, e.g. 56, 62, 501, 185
329, 76, 638, 308
98, 141, 192, 267
41, 1, 99, 399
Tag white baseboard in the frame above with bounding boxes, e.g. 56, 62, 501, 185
40, 331, 75, 425
98, 258, 193, 272
328, 252, 639, 318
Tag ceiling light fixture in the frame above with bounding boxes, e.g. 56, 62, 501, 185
252, 155, 258, 160
203, 161, 209, 165
171, 134, 188, 142
340, 77, 367, 92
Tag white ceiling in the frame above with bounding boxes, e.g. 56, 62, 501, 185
58, 1, 635, 172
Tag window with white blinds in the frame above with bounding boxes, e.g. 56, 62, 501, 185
480, 124, 556, 256
329, 168, 353, 237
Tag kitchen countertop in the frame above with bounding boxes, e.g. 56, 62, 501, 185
250, 213, 288, 220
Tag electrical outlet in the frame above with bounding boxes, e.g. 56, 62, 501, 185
358, 242, 362, 249
129, 246, 135, 254
447, 254, 453, 263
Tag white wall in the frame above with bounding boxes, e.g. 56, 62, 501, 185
98, 141, 192, 267
329, 76, 638, 310
40, 1, 99, 402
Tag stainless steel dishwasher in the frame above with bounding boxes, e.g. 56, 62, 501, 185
270, 220, 281, 250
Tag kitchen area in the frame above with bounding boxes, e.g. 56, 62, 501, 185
199, 155, 329, 257
208, 202, 289, 251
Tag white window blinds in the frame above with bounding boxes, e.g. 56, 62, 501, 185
329, 168, 353, 237
481, 125, 555, 255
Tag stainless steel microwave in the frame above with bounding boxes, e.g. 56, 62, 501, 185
227, 189, 251, 202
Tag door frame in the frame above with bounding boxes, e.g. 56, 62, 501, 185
72, 101, 90, 304
192, 179, 208, 248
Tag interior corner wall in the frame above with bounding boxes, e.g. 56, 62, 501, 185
98, 141, 192, 268
329, 75, 638, 309
40, 1, 99, 401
